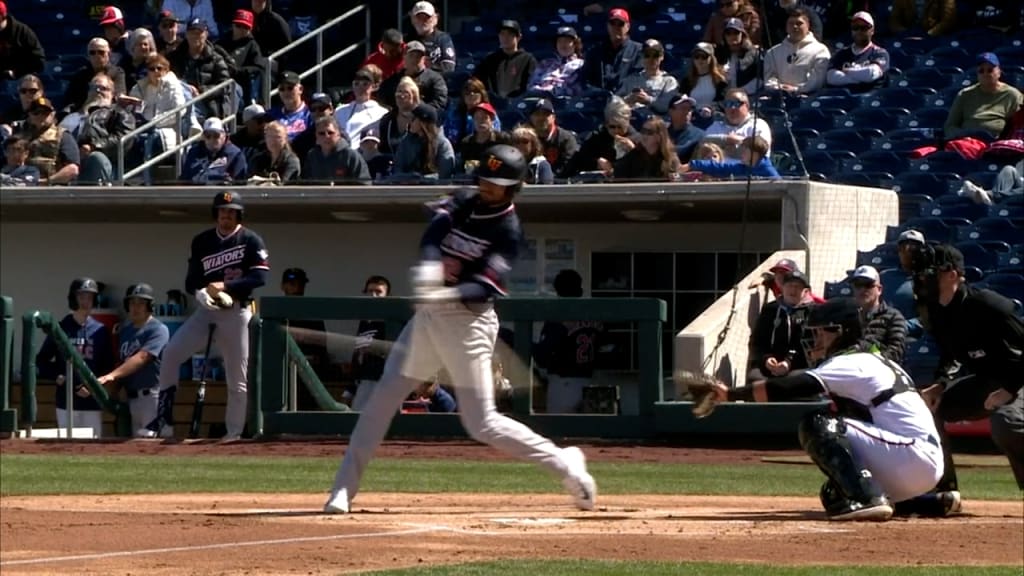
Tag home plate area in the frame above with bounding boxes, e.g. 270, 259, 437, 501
1, 493, 1020, 574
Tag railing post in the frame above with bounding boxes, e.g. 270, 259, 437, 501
64, 359, 74, 439
0, 297, 16, 436
316, 33, 324, 94
20, 313, 38, 434
116, 141, 126, 186
264, 56, 273, 107
365, 7, 372, 58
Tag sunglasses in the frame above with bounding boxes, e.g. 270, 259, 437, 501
160, 21, 177, 28
643, 51, 661, 58
203, 132, 222, 139
852, 282, 876, 290
317, 130, 338, 136
978, 66, 995, 74
851, 25, 871, 32
723, 99, 746, 109
608, 20, 626, 27
19, 87, 40, 95
88, 49, 108, 56
29, 109, 52, 115
148, 66, 166, 72
692, 53, 710, 60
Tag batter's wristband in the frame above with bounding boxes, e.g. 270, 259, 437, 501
727, 386, 755, 402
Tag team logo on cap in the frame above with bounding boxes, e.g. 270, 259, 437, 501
223, 192, 234, 202
486, 156, 502, 172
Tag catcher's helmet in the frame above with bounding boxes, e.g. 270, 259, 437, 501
801, 298, 863, 365
476, 144, 526, 189
212, 190, 244, 219
123, 283, 155, 312
67, 277, 99, 310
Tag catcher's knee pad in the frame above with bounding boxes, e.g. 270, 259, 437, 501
798, 410, 885, 504
798, 410, 849, 453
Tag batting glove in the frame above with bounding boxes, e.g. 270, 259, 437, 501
195, 288, 219, 311
409, 261, 445, 290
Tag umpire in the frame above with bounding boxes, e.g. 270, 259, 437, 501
915, 244, 1024, 492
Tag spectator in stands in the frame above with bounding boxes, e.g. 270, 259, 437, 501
475, 20, 537, 99
679, 134, 780, 179
377, 77, 420, 155
170, 18, 232, 121
219, 10, 264, 108
250, 120, 301, 183
527, 26, 585, 98
126, 28, 158, 92
393, 102, 455, 180
379, 41, 448, 113
124, 53, 193, 162
679, 42, 728, 114
250, 0, 291, 73
967, 0, 1019, 33
562, 96, 638, 177
893, 229, 927, 337
459, 102, 508, 170
748, 269, 814, 381
702, 88, 773, 160
511, 125, 554, 184
405, 1, 456, 74
155, 10, 183, 55
232, 102, 269, 167
848, 265, 907, 363
180, 117, 247, 183
0, 1, 46, 80
888, 0, 956, 37
826, 11, 889, 93
74, 72, 136, 184
528, 98, 578, 177
66, 38, 128, 115
760, 257, 825, 303
694, 141, 725, 161
291, 92, 333, 160
444, 78, 501, 155
581, 8, 643, 93
665, 94, 705, 162
599, 116, 680, 181
362, 29, 405, 82
766, 0, 824, 45
335, 66, 388, 149
705, 0, 763, 46
358, 127, 391, 180
269, 70, 312, 142
0, 74, 44, 129
763, 8, 831, 95
617, 39, 678, 113
1, 136, 41, 186
945, 53, 1024, 140
18, 97, 80, 184
962, 158, 1024, 205
160, 0, 218, 40
98, 6, 132, 66
716, 18, 762, 96
303, 115, 371, 184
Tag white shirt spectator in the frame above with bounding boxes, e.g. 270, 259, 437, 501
703, 113, 773, 160
763, 17, 830, 95
334, 100, 388, 149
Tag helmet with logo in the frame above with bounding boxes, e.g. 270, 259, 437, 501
476, 144, 527, 193
67, 277, 99, 310
212, 190, 244, 220
123, 283, 155, 312
800, 298, 863, 366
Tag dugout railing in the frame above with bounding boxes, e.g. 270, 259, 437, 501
0, 297, 16, 435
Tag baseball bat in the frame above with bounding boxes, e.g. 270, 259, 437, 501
189, 323, 216, 439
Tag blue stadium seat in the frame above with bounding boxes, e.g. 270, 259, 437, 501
958, 218, 1024, 244
891, 37, 940, 56
789, 108, 844, 132
808, 128, 882, 155
903, 337, 940, 386
833, 171, 895, 189
921, 196, 990, 221
803, 88, 863, 113
955, 241, 1002, 272
557, 111, 596, 135
896, 67, 959, 91
965, 170, 1000, 190
857, 243, 900, 269
982, 275, 1024, 304
877, 128, 935, 153
910, 152, 991, 176
990, 196, 1024, 219
800, 150, 855, 177
919, 46, 972, 68
878, 268, 910, 293
836, 107, 912, 130
898, 216, 972, 243
892, 171, 961, 195
843, 151, 910, 175
867, 87, 936, 111
824, 281, 853, 299
996, 251, 1023, 274
899, 193, 935, 223
963, 266, 985, 283
900, 107, 948, 129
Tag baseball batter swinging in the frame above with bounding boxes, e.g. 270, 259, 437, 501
142, 191, 269, 440
324, 145, 597, 513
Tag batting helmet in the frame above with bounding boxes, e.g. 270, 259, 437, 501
476, 144, 526, 192
801, 298, 863, 365
212, 190, 244, 219
67, 277, 99, 310
123, 283, 155, 313
553, 269, 583, 297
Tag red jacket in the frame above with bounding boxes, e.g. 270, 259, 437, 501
361, 43, 404, 81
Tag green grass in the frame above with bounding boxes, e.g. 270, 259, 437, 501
358, 560, 1023, 576
1, 454, 1020, 500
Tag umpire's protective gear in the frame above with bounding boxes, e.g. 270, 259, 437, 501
67, 277, 99, 310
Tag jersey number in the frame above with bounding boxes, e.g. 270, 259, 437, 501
575, 334, 595, 365
223, 268, 243, 282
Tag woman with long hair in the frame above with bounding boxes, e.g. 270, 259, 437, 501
527, 26, 585, 97
599, 116, 680, 181
377, 76, 421, 155
511, 125, 554, 184
394, 103, 455, 179
444, 77, 502, 152
680, 42, 729, 114
123, 52, 195, 175
250, 120, 301, 182
126, 28, 157, 92
617, 39, 679, 112
714, 19, 762, 96
704, 0, 763, 46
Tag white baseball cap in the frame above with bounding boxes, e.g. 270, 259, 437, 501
202, 117, 225, 133
897, 229, 925, 245
410, 1, 436, 16
850, 265, 880, 284
242, 103, 267, 123
851, 11, 874, 28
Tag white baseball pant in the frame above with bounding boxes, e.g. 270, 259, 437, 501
845, 419, 945, 502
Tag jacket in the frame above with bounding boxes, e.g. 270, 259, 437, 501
927, 284, 1024, 394
1, 164, 42, 186
562, 125, 639, 178
749, 300, 811, 375
378, 67, 448, 112
76, 103, 136, 159
474, 49, 538, 98
22, 123, 78, 179
65, 65, 127, 113
716, 42, 763, 95
303, 140, 371, 184
393, 130, 455, 179
129, 71, 193, 152
250, 147, 301, 182
859, 301, 907, 364
252, 6, 292, 69
376, 111, 409, 155
889, 0, 957, 36
766, 1, 825, 45
218, 35, 264, 85
35, 314, 112, 411
180, 140, 247, 184
763, 33, 831, 94
612, 147, 677, 181
361, 43, 404, 81
537, 123, 579, 176
581, 37, 643, 93
0, 15, 46, 79
168, 41, 232, 118
705, 2, 763, 46
528, 54, 585, 97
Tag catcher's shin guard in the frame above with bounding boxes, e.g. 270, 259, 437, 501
798, 410, 891, 518
147, 385, 178, 432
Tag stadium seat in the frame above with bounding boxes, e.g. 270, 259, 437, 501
918, 46, 972, 68
965, 170, 999, 190
896, 67, 960, 91
963, 266, 985, 282
878, 268, 910, 293
844, 151, 910, 175
857, 243, 900, 269
892, 171, 961, 195
896, 216, 972, 243
799, 150, 855, 177
899, 193, 935, 223
921, 196, 990, 221
911, 153, 993, 176
900, 107, 949, 129
836, 107, 912, 130
958, 217, 1024, 244
903, 337, 941, 386
954, 241, 1002, 272
824, 281, 853, 299
866, 87, 935, 111
990, 196, 1024, 219
877, 128, 936, 153
789, 108, 845, 133
833, 171, 895, 189
809, 128, 883, 155
803, 88, 863, 113
996, 250, 1023, 273
983, 276, 1024, 304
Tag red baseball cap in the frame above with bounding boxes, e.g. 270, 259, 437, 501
608, 8, 630, 23
472, 102, 497, 118
770, 258, 798, 273
99, 5, 123, 26
232, 9, 254, 29
0, 1, 8, 19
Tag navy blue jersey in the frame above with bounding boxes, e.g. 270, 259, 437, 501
406, 29, 456, 73
829, 43, 890, 87
421, 189, 522, 300
536, 320, 604, 378
117, 317, 170, 392
36, 314, 113, 411
185, 226, 270, 303
352, 319, 387, 381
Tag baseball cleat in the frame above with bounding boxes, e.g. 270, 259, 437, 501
828, 497, 893, 522
562, 446, 597, 511
323, 489, 350, 514
939, 490, 962, 516
134, 424, 175, 439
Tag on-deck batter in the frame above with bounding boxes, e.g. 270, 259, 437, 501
324, 144, 597, 514
143, 191, 269, 440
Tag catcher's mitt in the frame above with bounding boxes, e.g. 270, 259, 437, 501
675, 370, 726, 419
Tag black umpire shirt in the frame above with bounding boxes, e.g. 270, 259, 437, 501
928, 284, 1024, 395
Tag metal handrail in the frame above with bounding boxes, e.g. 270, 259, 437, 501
115, 78, 239, 185
263, 4, 371, 104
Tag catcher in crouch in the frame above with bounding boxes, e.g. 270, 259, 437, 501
687, 298, 943, 521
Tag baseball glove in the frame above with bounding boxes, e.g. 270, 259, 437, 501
675, 370, 726, 419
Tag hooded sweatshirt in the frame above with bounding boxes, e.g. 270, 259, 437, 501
763, 33, 831, 94
302, 138, 371, 184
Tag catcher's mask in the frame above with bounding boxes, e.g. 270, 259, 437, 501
800, 298, 862, 366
